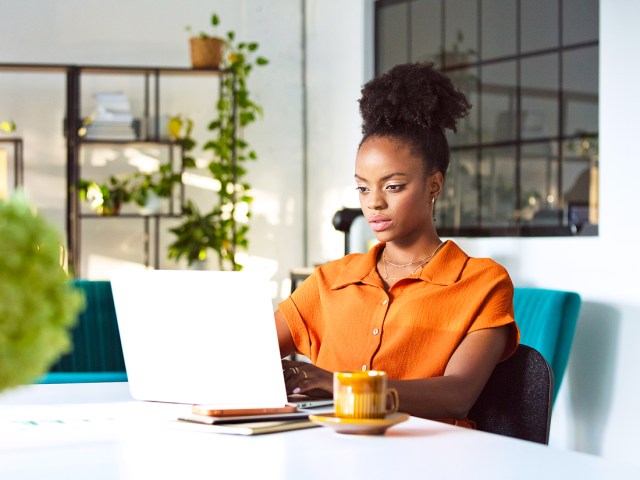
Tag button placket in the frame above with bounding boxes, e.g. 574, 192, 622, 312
361, 292, 389, 374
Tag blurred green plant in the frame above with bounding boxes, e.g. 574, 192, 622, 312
78, 174, 132, 215
0, 119, 16, 133
129, 165, 182, 212
0, 193, 84, 392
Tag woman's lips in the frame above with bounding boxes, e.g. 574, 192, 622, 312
369, 216, 392, 232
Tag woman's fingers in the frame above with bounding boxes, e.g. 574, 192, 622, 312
281, 360, 333, 396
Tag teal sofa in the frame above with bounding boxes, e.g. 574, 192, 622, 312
513, 287, 581, 402
38, 280, 127, 384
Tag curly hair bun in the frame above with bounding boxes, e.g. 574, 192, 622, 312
359, 62, 471, 136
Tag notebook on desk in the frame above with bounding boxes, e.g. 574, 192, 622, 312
110, 269, 321, 410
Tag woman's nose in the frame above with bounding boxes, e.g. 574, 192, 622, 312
368, 190, 385, 210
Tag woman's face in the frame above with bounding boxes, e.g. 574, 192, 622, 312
355, 136, 442, 245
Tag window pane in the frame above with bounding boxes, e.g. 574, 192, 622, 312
481, 61, 517, 143
481, 0, 517, 60
563, 0, 599, 45
521, 53, 559, 139
520, 142, 562, 226
563, 46, 598, 136
479, 147, 517, 227
448, 66, 479, 146
410, 0, 442, 65
439, 150, 480, 228
563, 139, 598, 231
443, 0, 478, 67
521, 0, 559, 53
377, 2, 409, 74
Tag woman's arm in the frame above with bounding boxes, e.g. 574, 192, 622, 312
278, 318, 510, 420
275, 308, 335, 397
275, 309, 296, 358
388, 325, 509, 419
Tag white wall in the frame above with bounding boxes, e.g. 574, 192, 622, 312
304, 0, 640, 467
0, 0, 304, 296
304, 0, 371, 265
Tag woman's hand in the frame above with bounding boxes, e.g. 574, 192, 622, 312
282, 360, 333, 399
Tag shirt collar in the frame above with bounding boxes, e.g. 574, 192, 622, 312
418, 240, 468, 286
330, 240, 468, 289
331, 243, 384, 289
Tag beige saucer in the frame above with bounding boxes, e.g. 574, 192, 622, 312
308, 412, 410, 435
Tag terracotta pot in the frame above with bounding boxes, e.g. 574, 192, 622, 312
189, 37, 224, 69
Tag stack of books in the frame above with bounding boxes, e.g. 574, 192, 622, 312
83, 91, 136, 141
177, 402, 333, 436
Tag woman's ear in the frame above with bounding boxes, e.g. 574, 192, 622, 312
429, 172, 444, 200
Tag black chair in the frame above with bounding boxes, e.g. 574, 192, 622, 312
468, 344, 554, 444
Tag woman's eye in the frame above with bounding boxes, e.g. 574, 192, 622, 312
356, 186, 369, 194
386, 184, 405, 191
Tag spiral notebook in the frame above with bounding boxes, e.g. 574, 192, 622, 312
110, 269, 290, 409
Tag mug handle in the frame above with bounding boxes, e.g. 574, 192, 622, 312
385, 387, 399, 415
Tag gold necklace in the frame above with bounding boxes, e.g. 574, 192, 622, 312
382, 242, 444, 281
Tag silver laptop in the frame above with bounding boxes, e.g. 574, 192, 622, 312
110, 269, 290, 408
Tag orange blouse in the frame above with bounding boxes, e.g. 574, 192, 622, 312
278, 241, 519, 425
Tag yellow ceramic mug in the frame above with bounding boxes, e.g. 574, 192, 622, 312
333, 370, 399, 419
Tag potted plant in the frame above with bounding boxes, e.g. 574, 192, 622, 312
130, 164, 182, 215
79, 174, 132, 216
167, 200, 225, 266
0, 193, 84, 393
168, 13, 268, 271
187, 13, 225, 69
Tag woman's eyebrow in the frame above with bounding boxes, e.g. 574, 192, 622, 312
355, 172, 408, 182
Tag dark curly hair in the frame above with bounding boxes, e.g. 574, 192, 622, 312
358, 62, 471, 177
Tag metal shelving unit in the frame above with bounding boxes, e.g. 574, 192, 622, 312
0, 63, 231, 275
0, 136, 23, 195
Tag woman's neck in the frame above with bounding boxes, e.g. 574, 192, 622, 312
383, 233, 443, 265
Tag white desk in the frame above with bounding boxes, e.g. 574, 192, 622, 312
1, 383, 637, 479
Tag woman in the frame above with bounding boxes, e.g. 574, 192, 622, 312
276, 62, 519, 427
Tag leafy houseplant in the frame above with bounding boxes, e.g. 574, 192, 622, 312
79, 162, 183, 217
187, 13, 225, 69
129, 165, 182, 214
168, 12, 268, 270
79, 175, 132, 216
0, 194, 84, 392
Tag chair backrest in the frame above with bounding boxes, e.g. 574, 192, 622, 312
514, 287, 581, 400
42, 280, 127, 383
468, 344, 553, 444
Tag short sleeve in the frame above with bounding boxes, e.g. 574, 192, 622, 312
467, 264, 520, 362
278, 271, 321, 359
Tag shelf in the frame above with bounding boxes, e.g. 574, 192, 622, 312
1, 62, 233, 275
79, 213, 184, 219
0, 62, 226, 76
79, 138, 178, 146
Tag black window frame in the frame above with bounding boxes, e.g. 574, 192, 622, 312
374, 0, 599, 237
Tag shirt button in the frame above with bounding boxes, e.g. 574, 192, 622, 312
361, 365, 367, 371
373, 328, 379, 335
382, 299, 388, 305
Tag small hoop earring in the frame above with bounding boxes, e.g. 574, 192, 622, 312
431, 197, 436, 205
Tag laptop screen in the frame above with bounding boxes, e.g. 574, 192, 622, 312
110, 269, 288, 408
